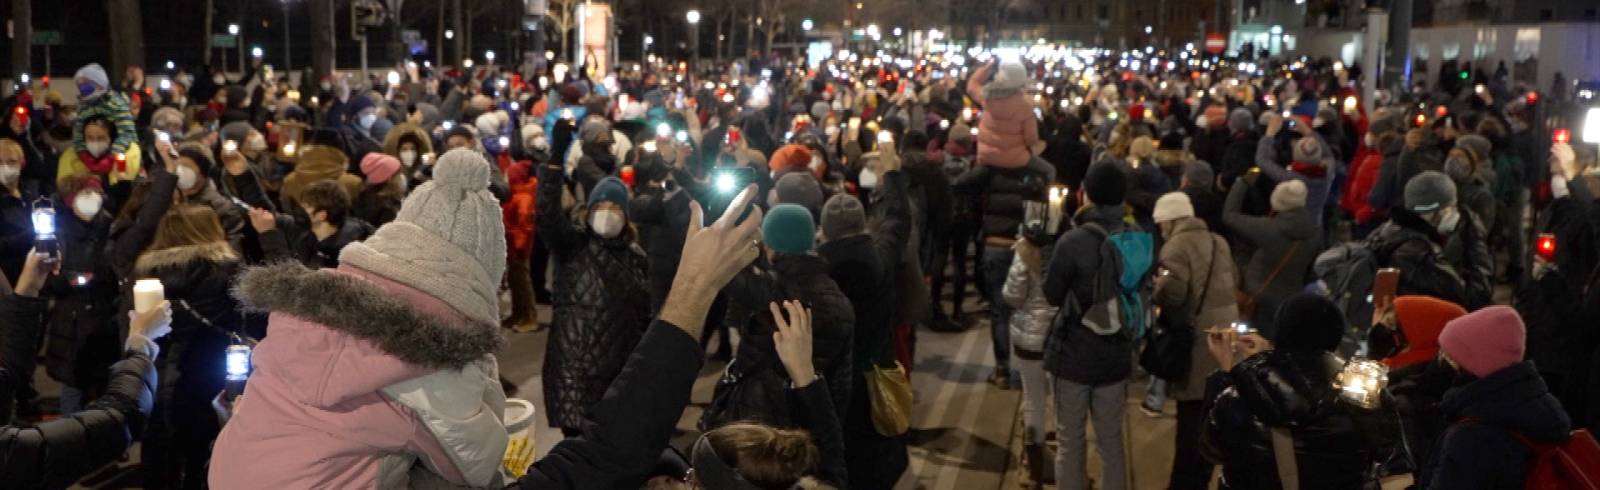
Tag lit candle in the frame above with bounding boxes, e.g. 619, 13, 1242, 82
1047, 185, 1067, 234
133, 279, 165, 314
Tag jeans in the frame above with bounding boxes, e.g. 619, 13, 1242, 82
1016, 355, 1052, 444
982, 246, 1014, 371
1168, 400, 1215, 490
1053, 377, 1128, 490
1144, 377, 1168, 411
59, 385, 85, 414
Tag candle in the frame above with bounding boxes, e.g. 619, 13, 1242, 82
1047, 185, 1068, 234
133, 279, 165, 314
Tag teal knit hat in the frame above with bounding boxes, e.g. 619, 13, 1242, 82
762, 204, 815, 254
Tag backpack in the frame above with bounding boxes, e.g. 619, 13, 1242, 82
1073, 223, 1155, 337
1313, 241, 1380, 357
1461, 419, 1600, 490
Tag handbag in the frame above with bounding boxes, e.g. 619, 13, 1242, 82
1237, 241, 1301, 321
700, 359, 795, 432
1140, 235, 1219, 380
865, 360, 913, 436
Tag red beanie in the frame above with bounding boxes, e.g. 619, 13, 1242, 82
360, 153, 402, 185
1129, 104, 1146, 122
1438, 306, 1525, 378
768, 144, 813, 177
1385, 296, 1467, 369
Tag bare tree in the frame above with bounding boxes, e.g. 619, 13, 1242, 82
547, 0, 579, 61
10, 0, 31, 76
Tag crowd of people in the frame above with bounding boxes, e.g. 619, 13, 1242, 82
0, 41, 1596, 489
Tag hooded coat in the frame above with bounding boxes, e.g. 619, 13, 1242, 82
209, 263, 508, 489
1151, 217, 1239, 401
967, 63, 1041, 169
535, 165, 652, 430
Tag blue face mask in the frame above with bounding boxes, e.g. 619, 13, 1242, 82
78, 82, 99, 98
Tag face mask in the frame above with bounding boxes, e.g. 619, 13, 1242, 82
213, 75, 227, 85
1436, 208, 1461, 235
858, 168, 879, 189
321, 81, 333, 92
590, 210, 624, 238
79, 82, 99, 98
400, 150, 418, 166
86, 141, 110, 157
358, 113, 378, 129
177, 73, 194, 87
1364, 133, 1377, 147
73, 192, 104, 217
247, 134, 268, 152
176, 166, 199, 190
0, 165, 19, 184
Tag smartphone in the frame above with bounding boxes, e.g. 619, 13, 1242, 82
877, 130, 893, 144
1536, 233, 1557, 262
1372, 267, 1401, 308
1231, 321, 1257, 336
31, 207, 57, 259
676, 130, 690, 143
712, 166, 755, 195
229, 197, 253, 213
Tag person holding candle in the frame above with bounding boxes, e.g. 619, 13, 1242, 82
1200, 293, 1399, 490
1, 250, 174, 489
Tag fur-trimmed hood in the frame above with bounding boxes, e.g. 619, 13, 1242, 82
233, 261, 501, 370
133, 241, 238, 276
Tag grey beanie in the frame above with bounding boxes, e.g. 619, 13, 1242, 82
1404, 170, 1458, 213
1182, 161, 1214, 190
774, 173, 824, 216
811, 101, 831, 122
1292, 137, 1323, 164
1369, 111, 1404, 136
578, 117, 612, 144
340, 148, 507, 327
1455, 134, 1493, 160
1228, 108, 1255, 133
220, 121, 253, 145
821, 193, 867, 240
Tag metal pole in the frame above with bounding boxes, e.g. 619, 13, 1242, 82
361, 35, 370, 82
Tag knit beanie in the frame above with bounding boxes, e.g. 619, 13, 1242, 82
151, 107, 186, 132
1404, 171, 1458, 213
990, 59, 1029, 92
769, 144, 814, 177
811, 101, 831, 122
579, 118, 612, 144
220, 121, 253, 146
444, 124, 476, 144
1369, 111, 1403, 136
1228, 108, 1255, 134
1182, 161, 1214, 190
339, 148, 507, 328
1386, 296, 1468, 368
774, 173, 824, 215
1152, 192, 1194, 224
821, 194, 866, 240
1270, 179, 1309, 212
1272, 293, 1345, 352
475, 112, 501, 138
1292, 137, 1322, 164
360, 153, 402, 185
1084, 162, 1128, 206
587, 177, 630, 214
763, 204, 816, 254
1455, 134, 1493, 161
1438, 306, 1526, 378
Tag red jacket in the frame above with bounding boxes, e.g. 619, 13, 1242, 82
502, 157, 538, 260
1343, 150, 1384, 224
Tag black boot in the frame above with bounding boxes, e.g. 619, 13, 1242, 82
1023, 443, 1047, 489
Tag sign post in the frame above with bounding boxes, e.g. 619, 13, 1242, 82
32, 30, 61, 77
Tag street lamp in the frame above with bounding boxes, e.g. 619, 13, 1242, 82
280, 0, 296, 71
445, 30, 455, 40
251, 46, 264, 58
485, 50, 497, 63
687, 10, 701, 71
802, 18, 814, 31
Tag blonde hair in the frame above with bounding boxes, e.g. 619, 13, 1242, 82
0, 138, 22, 161
148, 204, 229, 252
705, 422, 819, 490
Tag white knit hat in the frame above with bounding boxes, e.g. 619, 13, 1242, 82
1153, 192, 1195, 223
990, 59, 1029, 92
340, 148, 506, 327
1271, 179, 1309, 212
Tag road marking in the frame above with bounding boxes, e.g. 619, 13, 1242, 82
907, 322, 985, 483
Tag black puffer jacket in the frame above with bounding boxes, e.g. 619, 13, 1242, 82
1042, 204, 1137, 386
0, 188, 34, 285
1386, 358, 1455, 488
1201, 350, 1399, 490
1425, 362, 1573, 490
818, 170, 912, 374
628, 172, 694, 312
952, 164, 1048, 239
537, 165, 652, 430
719, 253, 855, 429
1368, 210, 1469, 307
1, 293, 159, 490
41, 207, 119, 389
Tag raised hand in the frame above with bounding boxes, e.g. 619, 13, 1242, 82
771, 301, 816, 386
659, 184, 764, 337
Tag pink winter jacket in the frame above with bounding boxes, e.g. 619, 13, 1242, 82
210, 263, 508, 489
968, 64, 1041, 169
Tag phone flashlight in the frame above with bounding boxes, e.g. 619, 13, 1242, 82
939, 119, 950, 130
1231, 322, 1255, 336
498, 136, 510, 149
32, 207, 57, 257
224, 342, 253, 398
561, 108, 575, 120
641, 140, 658, 153
656, 123, 672, 138
156, 130, 172, 144
1554, 129, 1572, 145
1536, 233, 1557, 262
223, 140, 239, 154
715, 171, 739, 194
676, 130, 689, 142
877, 130, 893, 144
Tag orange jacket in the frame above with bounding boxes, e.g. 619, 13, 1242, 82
502, 157, 538, 259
